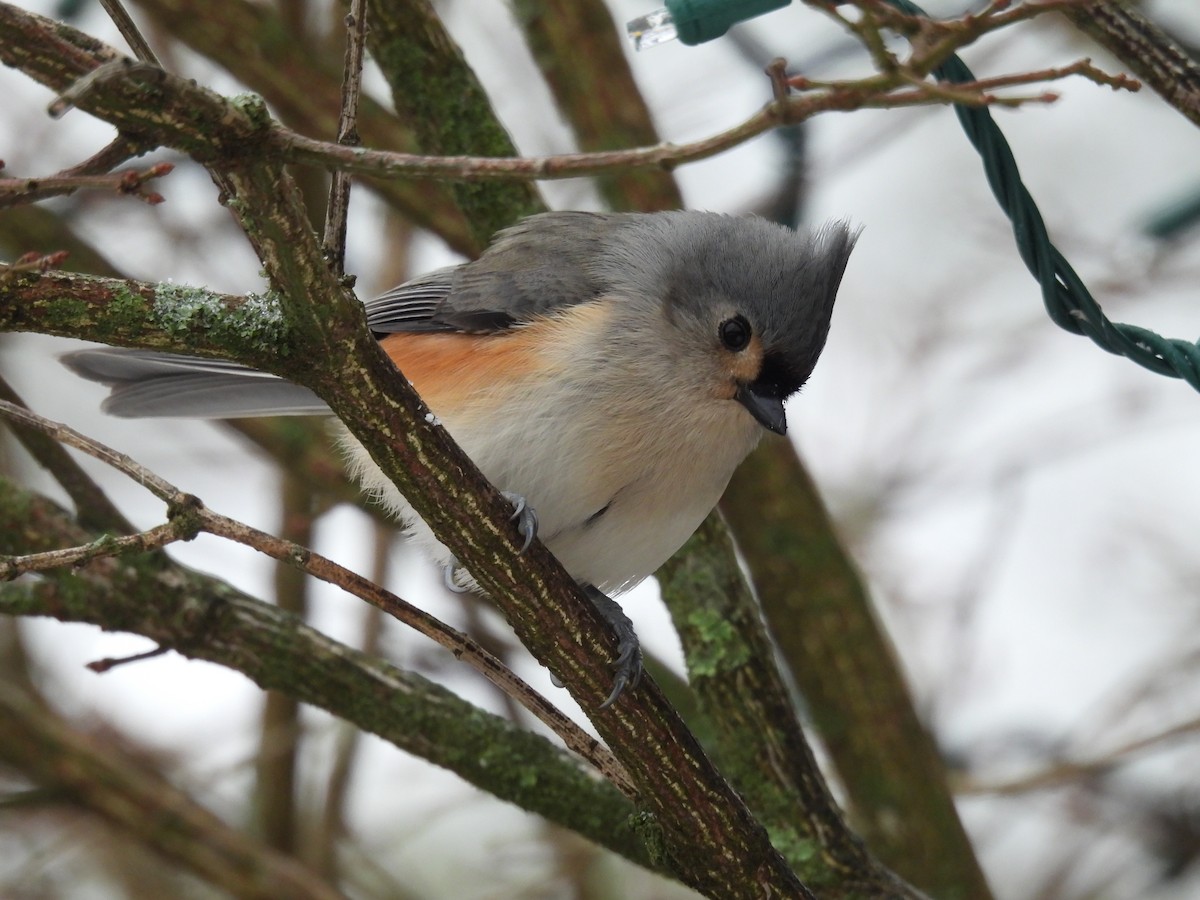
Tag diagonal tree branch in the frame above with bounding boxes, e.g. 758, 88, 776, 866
1064, 3, 1200, 129
658, 512, 917, 896
723, 437, 992, 898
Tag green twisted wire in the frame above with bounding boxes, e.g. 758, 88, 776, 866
885, 0, 1200, 389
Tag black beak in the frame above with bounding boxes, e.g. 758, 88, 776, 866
735, 383, 787, 435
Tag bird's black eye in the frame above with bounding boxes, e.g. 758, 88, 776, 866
719, 315, 752, 352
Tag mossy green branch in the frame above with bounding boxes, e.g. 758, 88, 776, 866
0, 477, 653, 872
722, 438, 992, 900
364, 0, 545, 243
658, 509, 912, 898
0, 270, 294, 370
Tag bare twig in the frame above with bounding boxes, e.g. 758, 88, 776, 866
0, 519, 189, 579
0, 162, 174, 207
248, 3, 1130, 189
99, 0, 160, 65
0, 398, 635, 797
322, 0, 367, 278
278, 50, 1133, 184
0, 135, 146, 209
959, 715, 1200, 796
937, 57, 1138, 93
86, 645, 168, 672
0, 251, 69, 283
884, 57, 1137, 106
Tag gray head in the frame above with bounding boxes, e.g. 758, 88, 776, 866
591, 211, 857, 434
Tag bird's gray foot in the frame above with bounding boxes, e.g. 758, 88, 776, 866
442, 560, 468, 593
586, 585, 643, 708
502, 491, 538, 553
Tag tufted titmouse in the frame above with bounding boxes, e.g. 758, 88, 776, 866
64, 210, 856, 704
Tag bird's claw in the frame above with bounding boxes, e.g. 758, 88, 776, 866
444, 494, 535, 591
586, 586, 644, 709
442, 561, 469, 594
502, 491, 538, 554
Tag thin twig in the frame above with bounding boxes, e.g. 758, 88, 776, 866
87, 645, 168, 672
322, 0, 368, 278
0, 399, 635, 797
98, 0, 160, 65
946, 58, 1138, 93
0, 251, 69, 284
0, 162, 174, 207
0, 520, 188, 579
958, 715, 1200, 796
279, 48, 1133, 184
0, 135, 146, 209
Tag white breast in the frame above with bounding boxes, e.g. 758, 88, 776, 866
337, 378, 763, 595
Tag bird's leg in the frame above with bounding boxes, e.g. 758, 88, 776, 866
585, 585, 643, 708
502, 491, 538, 553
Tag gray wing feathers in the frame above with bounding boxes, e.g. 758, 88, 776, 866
62, 349, 329, 418
368, 212, 622, 335
365, 266, 457, 334
443, 212, 617, 328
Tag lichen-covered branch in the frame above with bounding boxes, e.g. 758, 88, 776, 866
0, 269, 291, 367
658, 511, 916, 898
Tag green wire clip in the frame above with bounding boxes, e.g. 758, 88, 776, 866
627, 0, 790, 49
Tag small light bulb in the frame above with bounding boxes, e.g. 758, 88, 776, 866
626, 7, 679, 51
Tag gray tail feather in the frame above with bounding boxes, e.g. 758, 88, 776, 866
62, 349, 330, 419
